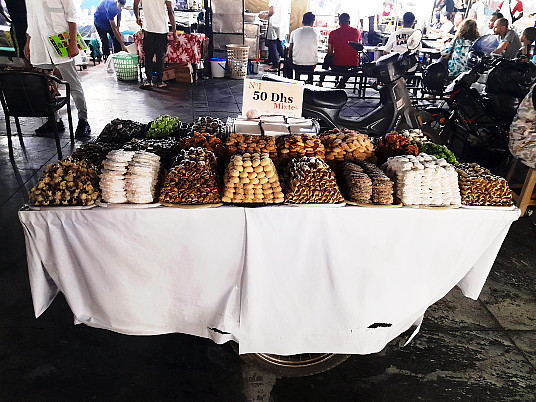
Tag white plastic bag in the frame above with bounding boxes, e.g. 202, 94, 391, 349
105, 56, 114, 73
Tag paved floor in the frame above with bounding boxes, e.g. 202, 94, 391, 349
0, 63, 535, 401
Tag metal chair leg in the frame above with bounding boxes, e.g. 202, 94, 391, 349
6, 115, 13, 157
51, 116, 63, 160
14, 117, 23, 146
66, 101, 74, 142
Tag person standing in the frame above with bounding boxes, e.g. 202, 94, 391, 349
493, 17, 522, 59
326, 13, 361, 89
498, 0, 523, 25
5, 0, 27, 59
23, 0, 91, 137
260, 0, 291, 72
93, 0, 128, 59
134, 0, 177, 88
288, 12, 319, 84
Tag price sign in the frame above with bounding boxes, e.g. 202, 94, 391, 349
242, 79, 304, 118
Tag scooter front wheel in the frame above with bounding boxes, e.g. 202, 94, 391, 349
231, 343, 350, 377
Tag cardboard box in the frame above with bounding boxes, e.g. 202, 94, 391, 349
162, 68, 175, 82
169, 63, 193, 83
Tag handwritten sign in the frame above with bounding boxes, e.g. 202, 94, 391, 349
242, 79, 304, 118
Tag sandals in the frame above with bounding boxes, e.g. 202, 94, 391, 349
140, 79, 152, 90
265, 68, 279, 73
154, 81, 168, 88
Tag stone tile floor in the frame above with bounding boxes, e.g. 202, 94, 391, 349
0, 63, 534, 401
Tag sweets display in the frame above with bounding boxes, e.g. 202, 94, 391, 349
358, 162, 394, 204
95, 119, 147, 144
418, 143, 458, 165
100, 150, 135, 204
383, 154, 461, 206
160, 148, 221, 204
70, 142, 123, 170
125, 152, 161, 204
399, 129, 432, 146
226, 134, 278, 160
276, 134, 325, 162
29, 159, 100, 206
455, 163, 513, 206
222, 153, 284, 204
176, 132, 227, 163
341, 163, 373, 203
122, 138, 178, 169
375, 132, 419, 165
146, 115, 180, 139
285, 157, 344, 204
320, 128, 375, 162
190, 116, 225, 137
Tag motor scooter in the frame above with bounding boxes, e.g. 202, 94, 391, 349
262, 41, 443, 144
429, 35, 536, 172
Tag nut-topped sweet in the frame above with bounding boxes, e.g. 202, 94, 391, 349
455, 163, 513, 206
29, 159, 100, 206
222, 153, 284, 204
320, 128, 374, 162
159, 147, 221, 204
276, 134, 325, 162
285, 157, 344, 204
226, 134, 278, 160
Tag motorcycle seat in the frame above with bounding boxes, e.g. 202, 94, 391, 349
262, 73, 347, 109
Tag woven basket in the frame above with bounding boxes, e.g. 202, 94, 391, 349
226, 44, 250, 79
112, 54, 139, 81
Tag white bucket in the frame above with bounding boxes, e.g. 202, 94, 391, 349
210, 58, 226, 78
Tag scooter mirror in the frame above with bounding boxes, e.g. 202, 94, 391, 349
407, 30, 422, 52
348, 41, 364, 52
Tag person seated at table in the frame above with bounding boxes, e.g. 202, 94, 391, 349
288, 12, 319, 84
519, 27, 536, 59
94, 0, 128, 60
383, 12, 420, 55
492, 17, 522, 59
319, 12, 361, 89
440, 18, 480, 79
486, 11, 503, 35
428, 10, 454, 38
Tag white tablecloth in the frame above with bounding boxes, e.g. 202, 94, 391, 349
19, 206, 518, 355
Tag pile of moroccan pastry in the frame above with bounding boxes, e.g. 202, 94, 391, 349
159, 147, 221, 204
320, 128, 375, 162
455, 163, 513, 206
382, 154, 461, 206
276, 134, 325, 163
226, 134, 278, 160
222, 153, 284, 203
29, 159, 100, 206
100, 150, 160, 204
341, 162, 394, 204
285, 157, 343, 204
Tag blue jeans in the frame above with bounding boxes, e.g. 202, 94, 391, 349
267, 39, 283, 67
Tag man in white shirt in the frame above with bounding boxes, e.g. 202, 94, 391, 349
134, 0, 176, 88
384, 12, 420, 54
23, 0, 91, 137
260, 0, 291, 72
288, 12, 319, 84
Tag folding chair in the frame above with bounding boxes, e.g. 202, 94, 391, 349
0, 70, 74, 159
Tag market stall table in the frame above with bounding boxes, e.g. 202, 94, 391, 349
19, 205, 518, 355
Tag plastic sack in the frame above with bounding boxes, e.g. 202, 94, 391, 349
508, 83, 536, 168
105, 55, 114, 73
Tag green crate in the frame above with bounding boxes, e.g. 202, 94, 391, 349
112, 54, 139, 81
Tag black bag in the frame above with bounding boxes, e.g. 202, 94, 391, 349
322, 55, 333, 70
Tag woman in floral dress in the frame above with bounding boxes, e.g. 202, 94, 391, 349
440, 19, 480, 79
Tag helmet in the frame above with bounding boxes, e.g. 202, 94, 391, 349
422, 60, 448, 95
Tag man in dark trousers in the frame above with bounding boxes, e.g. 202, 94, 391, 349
5, 0, 27, 58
